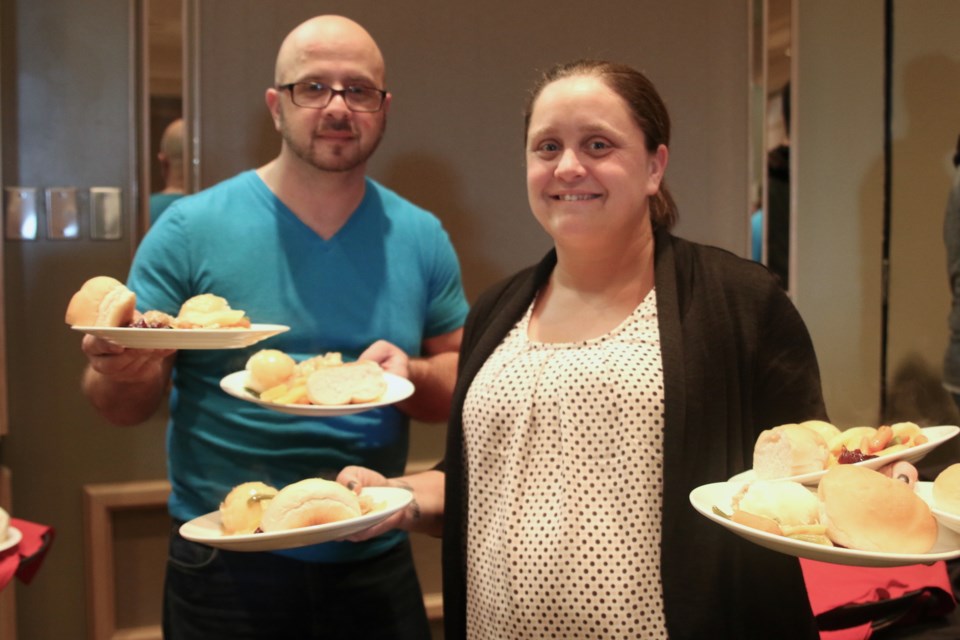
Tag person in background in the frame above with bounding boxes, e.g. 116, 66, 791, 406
77, 15, 468, 640
750, 82, 790, 288
339, 60, 827, 639
149, 117, 186, 224
943, 133, 960, 410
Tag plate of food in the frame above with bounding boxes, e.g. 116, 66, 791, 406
691, 467, 960, 567
179, 481, 413, 552
66, 277, 289, 349
0, 526, 21, 554
731, 423, 959, 486
73, 323, 290, 350
219, 350, 414, 416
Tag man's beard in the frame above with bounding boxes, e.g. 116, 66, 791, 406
279, 113, 385, 173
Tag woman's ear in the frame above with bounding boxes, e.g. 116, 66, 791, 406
646, 144, 669, 195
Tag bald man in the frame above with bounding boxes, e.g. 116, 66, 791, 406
78, 15, 466, 640
149, 117, 185, 224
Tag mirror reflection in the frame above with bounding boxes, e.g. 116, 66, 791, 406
142, 0, 186, 229
750, 0, 792, 290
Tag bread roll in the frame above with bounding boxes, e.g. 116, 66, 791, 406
933, 463, 960, 516
64, 276, 137, 327
753, 424, 829, 479
0, 506, 8, 542
799, 420, 841, 446
219, 481, 278, 534
175, 293, 249, 328
732, 480, 820, 528
259, 478, 361, 532
818, 464, 937, 553
245, 349, 297, 393
306, 360, 387, 406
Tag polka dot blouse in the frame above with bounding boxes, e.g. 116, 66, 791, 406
462, 289, 667, 639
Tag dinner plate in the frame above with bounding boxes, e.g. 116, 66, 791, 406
219, 369, 415, 417
179, 486, 413, 552
915, 481, 960, 536
0, 527, 22, 554
72, 323, 290, 350
690, 481, 960, 567
729, 425, 960, 486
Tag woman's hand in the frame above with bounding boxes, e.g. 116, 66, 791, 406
336, 466, 445, 540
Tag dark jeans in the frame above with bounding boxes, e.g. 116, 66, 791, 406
163, 520, 431, 640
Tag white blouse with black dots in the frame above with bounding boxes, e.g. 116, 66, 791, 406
462, 289, 668, 639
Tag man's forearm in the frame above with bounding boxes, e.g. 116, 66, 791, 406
399, 351, 458, 423
81, 365, 169, 426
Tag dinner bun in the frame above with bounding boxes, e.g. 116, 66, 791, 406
64, 276, 137, 327
799, 420, 841, 446
753, 424, 829, 479
733, 480, 820, 528
818, 464, 937, 553
259, 478, 361, 532
933, 463, 960, 516
306, 360, 387, 406
219, 481, 278, 535
245, 349, 297, 393
0, 506, 8, 542
175, 293, 249, 328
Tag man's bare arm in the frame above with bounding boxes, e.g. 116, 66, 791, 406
80, 334, 176, 426
361, 328, 462, 423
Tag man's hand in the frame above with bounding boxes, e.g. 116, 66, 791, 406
358, 339, 410, 379
82, 334, 176, 383
80, 334, 176, 426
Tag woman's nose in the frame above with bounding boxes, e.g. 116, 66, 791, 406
555, 149, 585, 180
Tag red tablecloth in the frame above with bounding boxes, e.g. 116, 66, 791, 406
801, 558, 956, 639
0, 518, 55, 591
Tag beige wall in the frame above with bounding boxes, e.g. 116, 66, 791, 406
194, 1, 752, 302
795, 0, 960, 429
794, 0, 885, 427
886, 1, 960, 426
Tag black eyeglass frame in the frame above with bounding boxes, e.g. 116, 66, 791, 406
276, 82, 388, 113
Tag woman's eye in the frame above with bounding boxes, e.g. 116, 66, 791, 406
536, 142, 560, 154
588, 139, 611, 152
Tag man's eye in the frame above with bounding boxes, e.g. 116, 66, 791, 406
588, 140, 611, 151
345, 85, 371, 95
537, 142, 560, 153
303, 83, 327, 94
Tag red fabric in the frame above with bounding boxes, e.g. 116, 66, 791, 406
801, 559, 955, 640
0, 518, 55, 591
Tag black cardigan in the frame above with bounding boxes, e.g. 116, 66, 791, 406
441, 229, 828, 639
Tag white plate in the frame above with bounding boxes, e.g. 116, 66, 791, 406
690, 481, 960, 567
179, 486, 413, 552
219, 369, 415, 417
915, 481, 960, 535
729, 425, 960, 486
0, 527, 22, 554
72, 323, 290, 350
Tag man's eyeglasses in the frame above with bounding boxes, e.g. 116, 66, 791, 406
277, 82, 387, 113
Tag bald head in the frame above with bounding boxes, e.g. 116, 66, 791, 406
274, 15, 385, 87
159, 118, 184, 161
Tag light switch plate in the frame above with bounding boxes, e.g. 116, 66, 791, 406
89, 187, 122, 240
45, 187, 80, 239
4, 187, 39, 240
